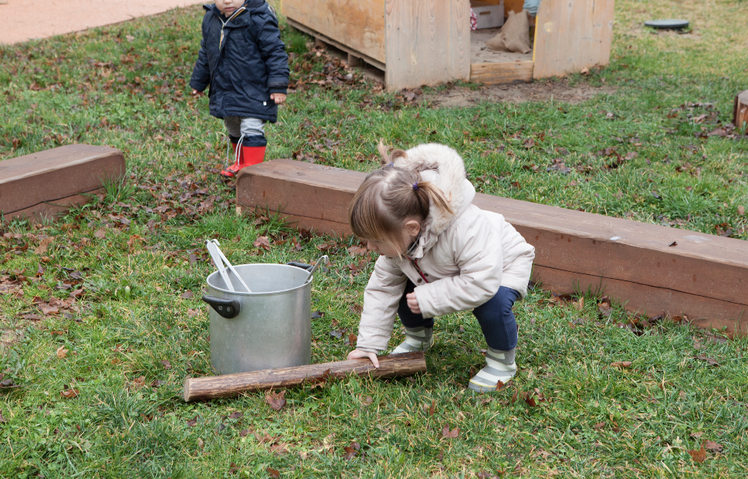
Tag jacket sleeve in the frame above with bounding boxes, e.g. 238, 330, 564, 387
189, 20, 211, 92
414, 213, 504, 318
355, 256, 408, 353
253, 8, 289, 94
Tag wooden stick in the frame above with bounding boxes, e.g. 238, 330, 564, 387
183, 352, 426, 402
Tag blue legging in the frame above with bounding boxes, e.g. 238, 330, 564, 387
397, 280, 520, 351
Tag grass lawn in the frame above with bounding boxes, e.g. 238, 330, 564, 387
1, 0, 747, 477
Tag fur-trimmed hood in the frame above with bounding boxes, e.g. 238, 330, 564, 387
390, 143, 476, 258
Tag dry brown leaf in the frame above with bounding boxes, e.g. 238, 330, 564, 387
253, 236, 271, 250
442, 426, 459, 438
265, 390, 286, 411
35, 236, 55, 255
56, 346, 68, 359
610, 361, 632, 368
347, 245, 368, 256
60, 388, 79, 399
343, 442, 360, 460
687, 444, 707, 463
704, 440, 723, 452
267, 467, 280, 478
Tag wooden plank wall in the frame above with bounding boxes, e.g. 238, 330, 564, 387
384, 0, 471, 90
533, 0, 615, 79
236, 159, 748, 336
281, 0, 386, 63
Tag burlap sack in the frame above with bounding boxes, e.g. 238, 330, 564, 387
486, 10, 531, 54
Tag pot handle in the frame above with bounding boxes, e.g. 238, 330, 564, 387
289, 255, 329, 284
202, 295, 241, 319
287, 261, 314, 271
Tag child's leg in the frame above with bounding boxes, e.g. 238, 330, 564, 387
473, 286, 520, 351
220, 118, 267, 177
468, 286, 521, 392
392, 280, 434, 354
237, 118, 267, 166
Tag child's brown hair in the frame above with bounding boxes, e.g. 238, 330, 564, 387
348, 143, 454, 255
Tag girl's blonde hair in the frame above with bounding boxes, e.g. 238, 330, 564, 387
348, 142, 454, 255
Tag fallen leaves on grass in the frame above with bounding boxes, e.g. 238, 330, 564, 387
442, 426, 459, 439
56, 346, 68, 359
610, 361, 632, 369
253, 236, 271, 250
687, 443, 707, 463
347, 245, 368, 256
60, 387, 79, 399
343, 442, 361, 460
265, 390, 286, 411
267, 468, 280, 478
694, 355, 720, 366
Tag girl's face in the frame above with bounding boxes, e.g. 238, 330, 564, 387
366, 239, 401, 258
215, 0, 243, 16
365, 218, 422, 258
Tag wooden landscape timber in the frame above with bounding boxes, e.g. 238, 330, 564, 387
236, 159, 748, 336
282, 0, 614, 90
183, 352, 427, 402
0, 144, 126, 223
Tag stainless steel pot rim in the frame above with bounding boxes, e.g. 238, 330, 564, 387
206, 263, 312, 295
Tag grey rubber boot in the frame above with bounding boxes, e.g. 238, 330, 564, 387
391, 326, 434, 354
468, 347, 517, 393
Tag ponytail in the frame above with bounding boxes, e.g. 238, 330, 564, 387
348, 161, 454, 255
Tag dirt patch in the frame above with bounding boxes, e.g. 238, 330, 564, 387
422, 78, 617, 107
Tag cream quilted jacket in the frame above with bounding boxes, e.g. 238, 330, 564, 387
356, 143, 535, 353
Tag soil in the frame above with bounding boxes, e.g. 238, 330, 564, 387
422, 79, 617, 107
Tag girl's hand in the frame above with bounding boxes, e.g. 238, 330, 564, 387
406, 292, 421, 315
270, 93, 286, 105
347, 349, 380, 368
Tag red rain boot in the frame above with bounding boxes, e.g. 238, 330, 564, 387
220, 140, 242, 178
239, 145, 266, 168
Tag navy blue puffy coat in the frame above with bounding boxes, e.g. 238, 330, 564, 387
189, 0, 289, 123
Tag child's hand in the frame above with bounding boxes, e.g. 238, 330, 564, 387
347, 349, 380, 368
192, 89, 203, 97
270, 93, 286, 105
406, 292, 421, 314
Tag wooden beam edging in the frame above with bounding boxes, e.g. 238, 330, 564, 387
0, 144, 126, 223
236, 159, 748, 336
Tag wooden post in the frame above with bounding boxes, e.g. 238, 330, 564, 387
183, 352, 427, 402
734, 90, 748, 131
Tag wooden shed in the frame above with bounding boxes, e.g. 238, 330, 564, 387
281, 0, 615, 91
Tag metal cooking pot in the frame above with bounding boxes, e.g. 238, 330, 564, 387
202, 258, 325, 375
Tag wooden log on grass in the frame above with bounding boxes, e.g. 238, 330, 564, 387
184, 352, 426, 402
734, 90, 748, 131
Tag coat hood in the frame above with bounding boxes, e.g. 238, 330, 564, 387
390, 143, 476, 257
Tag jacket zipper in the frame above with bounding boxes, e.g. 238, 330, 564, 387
219, 7, 246, 50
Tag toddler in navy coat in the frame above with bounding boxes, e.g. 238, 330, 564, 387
190, 0, 289, 177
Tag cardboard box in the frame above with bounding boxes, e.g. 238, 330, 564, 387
470, 0, 504, 29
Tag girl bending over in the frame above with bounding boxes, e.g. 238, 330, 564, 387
347, 142, 535, 392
